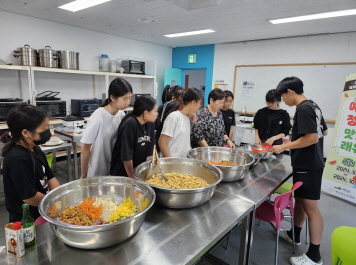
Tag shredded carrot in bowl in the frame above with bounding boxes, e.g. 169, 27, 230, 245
79, 198, 103, 220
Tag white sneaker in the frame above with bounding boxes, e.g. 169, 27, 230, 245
290, 253, 323, 265
277, 230, 301, 246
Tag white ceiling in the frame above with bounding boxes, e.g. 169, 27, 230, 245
1, 0, 356, 47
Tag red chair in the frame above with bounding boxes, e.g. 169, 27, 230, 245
255, 181, 303, 265
34, 216, 47, 226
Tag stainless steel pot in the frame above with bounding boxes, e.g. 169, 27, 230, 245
58, 50, 79, 69
38, 176, 155, 249
13, 44, 38, 66
134, 157, 223, 209
237, 144, 273, 160
188, 147, 255, 182
38, 46, 59, 68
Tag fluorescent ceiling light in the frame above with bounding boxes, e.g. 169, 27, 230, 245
270, 9, 356, 24
58, 0, 111, 12
164, 29, 215, 38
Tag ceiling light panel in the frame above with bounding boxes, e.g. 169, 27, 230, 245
58, 0, 111, 12
270, 9, 356, 24
164, 29, 215, 38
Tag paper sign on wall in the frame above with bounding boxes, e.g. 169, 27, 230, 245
322, 74, 356, 204
242, 81, 254, 97
214, 80, 228, 90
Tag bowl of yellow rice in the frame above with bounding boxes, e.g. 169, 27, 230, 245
134, 157, 223, 209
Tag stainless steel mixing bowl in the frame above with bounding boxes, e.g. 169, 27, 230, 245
237, 144, 273, 160
133, 157, 223, 209
38, 177, 155, 249
188, 147, 255, 182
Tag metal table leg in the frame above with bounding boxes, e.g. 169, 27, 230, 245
246, 209, 256, 265
66, 147, 72, 182
239, 212, 250, 265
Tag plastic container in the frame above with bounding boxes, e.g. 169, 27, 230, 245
99, 54, 110, 72
5, 221, 25, 258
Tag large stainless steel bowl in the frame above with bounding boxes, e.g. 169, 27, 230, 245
133, 157, 223, 209
238, 144, 273, 160
38, 177, 155, 249
188, 147, 255, 182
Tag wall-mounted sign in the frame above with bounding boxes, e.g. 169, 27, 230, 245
188, 54, 196, 63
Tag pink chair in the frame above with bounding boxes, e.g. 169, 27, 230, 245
34, 216, 47, 226
255, 181, 303, 265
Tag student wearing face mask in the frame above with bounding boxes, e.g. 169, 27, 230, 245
1, 104, 61, 222
80, 78, 132, 178
191, 88, 235, 148
110, 96, 158, 178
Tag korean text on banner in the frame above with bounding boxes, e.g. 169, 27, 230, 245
322, 74, 356, 204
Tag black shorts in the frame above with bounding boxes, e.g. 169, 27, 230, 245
293, 168, 323, 200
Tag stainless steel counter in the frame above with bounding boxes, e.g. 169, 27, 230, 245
0, 191, 254, 265
217, 154, 293, 206
0, 154, 293, 265
41, 142, 73, 182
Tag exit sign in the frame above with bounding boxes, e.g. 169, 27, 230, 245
188, 54, 196, 63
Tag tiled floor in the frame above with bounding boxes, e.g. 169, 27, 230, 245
1, 159, 356, 264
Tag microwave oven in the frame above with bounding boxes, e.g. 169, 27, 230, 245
0, 101, 27, 121
71, 99, 102, 117
129, 94, 151, 106
35, 100, 67, 118
122, 60, 145, 75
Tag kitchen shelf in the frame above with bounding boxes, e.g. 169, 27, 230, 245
30, 66, 155, 79
107, 72, 155, 79
0, 63, 157, 122
31, 66, 106, 76
0, 65, 30, 71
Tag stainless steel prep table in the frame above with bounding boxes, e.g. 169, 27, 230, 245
217, 154, 293, 265
217, 154, 293, 206
0, 191, 254, 265
40, 142, 73, 182
53, 129, 81, 180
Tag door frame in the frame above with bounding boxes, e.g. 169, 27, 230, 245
180, 67, 208, 105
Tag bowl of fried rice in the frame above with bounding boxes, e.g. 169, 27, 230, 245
38, 176, 155, 249
188, 147, 255, 182
133, 157, 222, 209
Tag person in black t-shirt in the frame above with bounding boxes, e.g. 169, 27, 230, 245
1, 104, 61, 222
110, 96, 158, 178
221, 90, 236, 141
273, 77, 328, 265
253, 89, 292, 145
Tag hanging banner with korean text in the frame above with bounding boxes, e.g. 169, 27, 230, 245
322, 74, 356, 204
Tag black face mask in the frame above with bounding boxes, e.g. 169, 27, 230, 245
33, 129, 51, 146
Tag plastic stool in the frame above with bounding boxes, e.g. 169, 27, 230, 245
274, 182, 309, 244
